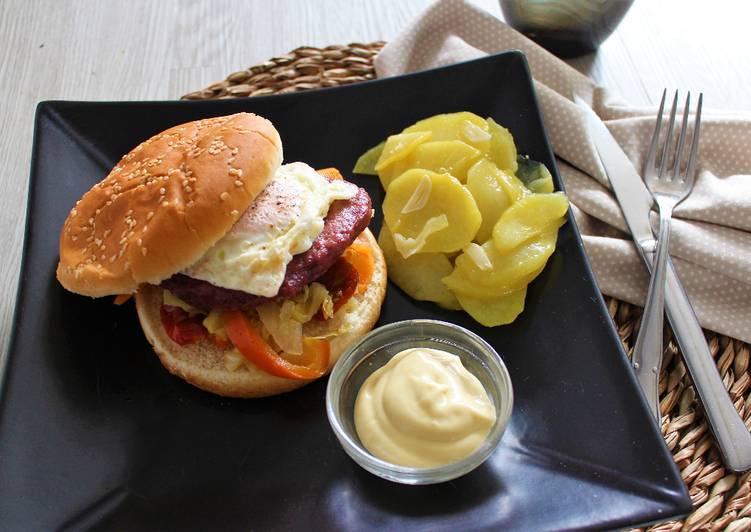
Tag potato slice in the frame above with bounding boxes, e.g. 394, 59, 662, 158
392, 214, 449, 259
498, 169, 528, 203
383, 169, 481, 255
442, 231, 557, 298
488, 117, 518, 174
493, 193, 569, 252
375, 131, 432, 188
466, 159, 512, 242
379, 140, 482, 186
456, 287, 527, 327
404, 112, 490, 152
376, 131, 432, 171
378, 226, 461, 310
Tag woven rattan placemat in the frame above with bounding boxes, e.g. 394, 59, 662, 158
183, 42, 751, 532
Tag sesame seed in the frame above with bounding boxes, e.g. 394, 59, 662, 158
235, 180, 243, 187
137, 238, 142, 247
71, 236, 77, 242
100, 254, 105, 260
230, 209, 239, 216
159, 188, 165, 195
71, 208, 77, 216
187, 200, 194, 207
185, 186, 192, 193
103, 229, 111, 237
220, 192, 229, 201
141, 247, 148, 256
147, 212, 154, 220
162, 201, 169, 207
109, 255, 117, 263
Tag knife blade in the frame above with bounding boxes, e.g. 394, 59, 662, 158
574, 95, 751, 472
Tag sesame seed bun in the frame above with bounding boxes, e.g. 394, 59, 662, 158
134, 228, 387, 398
56, 113, 282, 297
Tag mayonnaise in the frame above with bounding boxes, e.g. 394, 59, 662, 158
354, 347, 496, 468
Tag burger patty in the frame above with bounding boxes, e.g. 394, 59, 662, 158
160, 186, 372, 311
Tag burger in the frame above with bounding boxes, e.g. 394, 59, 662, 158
57, 113, 386, 397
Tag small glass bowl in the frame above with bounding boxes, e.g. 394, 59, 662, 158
326, 319, 513, 485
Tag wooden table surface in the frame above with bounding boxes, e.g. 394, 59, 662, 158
0, 0, 749, 367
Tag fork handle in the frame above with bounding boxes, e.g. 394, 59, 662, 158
633, 205, 672, 421
636, 238, 751, 472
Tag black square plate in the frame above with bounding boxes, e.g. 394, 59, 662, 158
1, 51, 690, 530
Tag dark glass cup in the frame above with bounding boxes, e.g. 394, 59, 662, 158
500, 0, 634, 58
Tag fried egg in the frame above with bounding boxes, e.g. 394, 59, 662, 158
184, 162, 357, 297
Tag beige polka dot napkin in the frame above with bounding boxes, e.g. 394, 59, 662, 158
374, 0, 751, 342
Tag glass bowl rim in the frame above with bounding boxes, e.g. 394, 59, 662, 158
325, 318, 514, 483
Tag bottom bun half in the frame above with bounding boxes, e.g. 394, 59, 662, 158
134, 228, 386, 398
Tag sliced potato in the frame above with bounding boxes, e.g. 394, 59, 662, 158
442, 231, 557, 298
492, 193, 569, 252
494, 163, 528, 204
488, 117, 518, 174
404, 112, 490, 152
456, 287, 527, 327
378, 226, 461, 310
392, 214, 449, 259
406, 141, 482, 182
466, 159, 512, 242
383, 169, 481, 255
355, 111, 568, 328
379, 140, 482, 186
375, 131, 432, 172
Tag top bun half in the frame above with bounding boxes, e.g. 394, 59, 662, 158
57, 113, 282, 296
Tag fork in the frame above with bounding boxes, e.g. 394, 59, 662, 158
632, 89, 703, 421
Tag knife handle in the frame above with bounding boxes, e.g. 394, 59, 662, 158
659, 256, 751, 472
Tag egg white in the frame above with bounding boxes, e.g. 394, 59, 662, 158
184, 162, 358, 297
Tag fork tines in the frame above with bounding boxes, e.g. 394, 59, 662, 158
645, 89, 703, 183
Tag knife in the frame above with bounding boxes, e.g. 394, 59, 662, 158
574, 95, 751, 472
